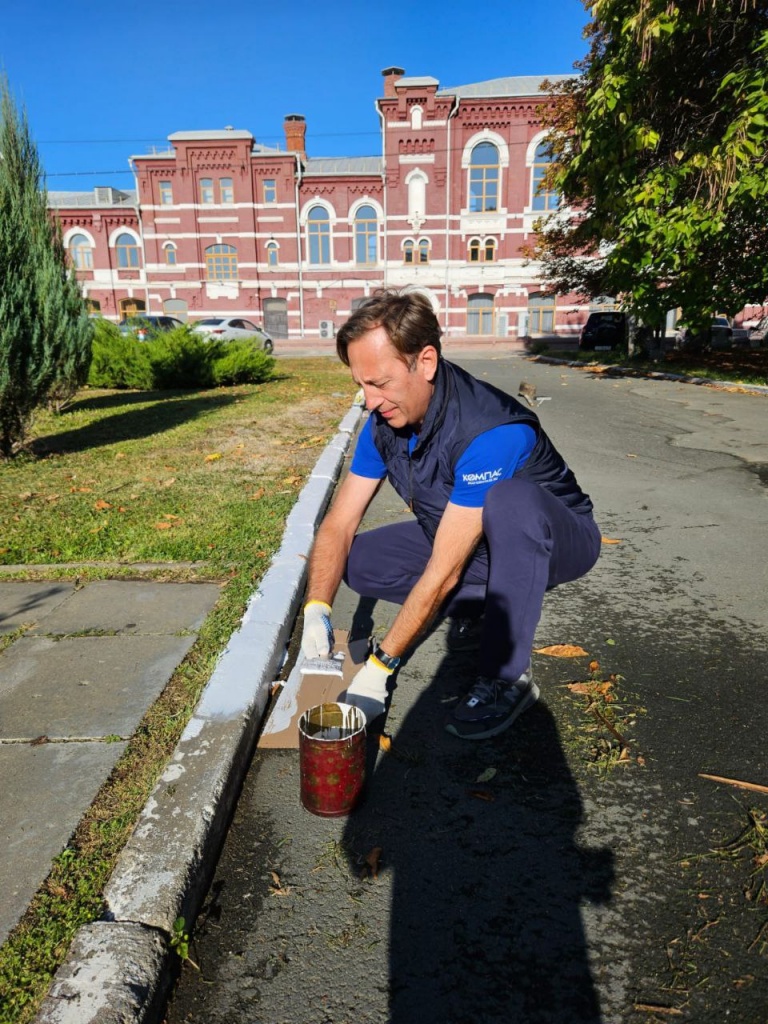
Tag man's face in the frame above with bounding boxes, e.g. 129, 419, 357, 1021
347, 325, 438, 431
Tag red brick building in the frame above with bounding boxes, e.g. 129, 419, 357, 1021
50, 69, 592, 341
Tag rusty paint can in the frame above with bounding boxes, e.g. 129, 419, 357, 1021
298, 702, 366, 817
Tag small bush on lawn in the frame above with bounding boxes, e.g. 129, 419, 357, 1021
86, 323, 277, 391
87, 320, 153, 389
212, 339, 276, 385
146, 327, 218, 389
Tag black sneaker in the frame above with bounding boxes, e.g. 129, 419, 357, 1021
445, 667, 539, 740
446, 616, 483, 652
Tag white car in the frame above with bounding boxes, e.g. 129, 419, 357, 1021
191, 317, 274, 352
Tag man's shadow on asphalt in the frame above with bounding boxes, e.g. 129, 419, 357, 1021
342, 598, 614, 1024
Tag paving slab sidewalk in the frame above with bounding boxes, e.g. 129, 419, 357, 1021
0, 580, 222, 945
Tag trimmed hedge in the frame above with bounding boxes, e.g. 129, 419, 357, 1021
88, 321, 275, 390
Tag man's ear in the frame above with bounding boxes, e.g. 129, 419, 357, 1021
419, 345, 439, 382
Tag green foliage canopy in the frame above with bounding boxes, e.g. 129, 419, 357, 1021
535, 0, 768, 329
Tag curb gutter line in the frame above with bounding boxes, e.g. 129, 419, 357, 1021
34, 401, 365, 1024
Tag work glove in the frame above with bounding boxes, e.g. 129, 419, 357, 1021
342, 655, 393, 724
301, 600, 334, 660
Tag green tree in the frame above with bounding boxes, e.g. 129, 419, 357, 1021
0, 76, 92, 455
533, 0, 768, 331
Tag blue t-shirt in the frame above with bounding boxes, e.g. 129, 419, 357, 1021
350, 416, 536, 507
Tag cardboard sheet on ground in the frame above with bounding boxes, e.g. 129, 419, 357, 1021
258, 630, 368, 749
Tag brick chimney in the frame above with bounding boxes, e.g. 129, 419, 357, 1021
381, 66, 405, 98
284, 114, 306, 161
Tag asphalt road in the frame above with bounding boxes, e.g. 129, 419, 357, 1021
165, 356, 768, 1024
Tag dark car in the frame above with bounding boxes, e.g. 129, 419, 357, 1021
578, 311, 628, 351
118, 315, 184, 341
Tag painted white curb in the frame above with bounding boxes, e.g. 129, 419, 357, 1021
35, 399, 365, 1024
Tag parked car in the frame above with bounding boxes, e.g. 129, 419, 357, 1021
578, 311, 628, 351
675, 316, 734, 351
118, 315, 184, 340
191, 317, 274, 352
748, 316, 768, 347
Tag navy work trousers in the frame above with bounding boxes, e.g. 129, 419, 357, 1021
344, 478, 602, 682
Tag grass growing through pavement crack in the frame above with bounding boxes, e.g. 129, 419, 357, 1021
560, 660, 646, 774
0, 359, 357, 1024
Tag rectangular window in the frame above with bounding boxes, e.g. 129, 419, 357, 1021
159, 181, 173, 205
220, 177, 234, 203
200, 178, 214, 204
263, 179, 277, 203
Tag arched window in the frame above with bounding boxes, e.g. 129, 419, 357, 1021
403, 239, 415, 264
467, 293, 494, 335
69, 233, 93, 270
205, 243, 238, 280
468, 238, 481, 263
266, 241, 279, 268
219, 177, 234, 203
417, 238, 430, 264
163, 242, 177, 266
354, 205, 378, 265
410, 105, 423, 130
115, 233, 140, 268
200, 177, 214, 204
469, 142, 500, 212
484, 238, 497, 262
407, 170, 427, 222
119, 297, 146, 317
531, 142, 559, 211
308, 206, 331, 265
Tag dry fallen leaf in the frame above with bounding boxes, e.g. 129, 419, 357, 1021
362, 846, 383, 879
588, 659, 600, 676
31, 735, 50, 746
534, 644, 590, 658
378, 734, 392, 752
153, 521, 173, 530
469, 789, 496, 802
204, 453, 222, 462
601, 537, 622, 545
566, 680, 614, 697
249, 488, 265, 501
93, 499, 111, 510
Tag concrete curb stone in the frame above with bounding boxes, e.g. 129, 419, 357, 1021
34, 405, 364, 1024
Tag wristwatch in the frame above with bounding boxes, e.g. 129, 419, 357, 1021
372, 644, 400, 671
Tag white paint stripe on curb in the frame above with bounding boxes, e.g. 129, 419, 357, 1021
35, 401, 365, 1024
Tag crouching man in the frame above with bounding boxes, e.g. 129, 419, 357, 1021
300, 290, 601, 740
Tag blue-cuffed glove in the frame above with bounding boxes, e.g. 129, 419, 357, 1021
341, 654, 393, 723
301, 600, 334, 659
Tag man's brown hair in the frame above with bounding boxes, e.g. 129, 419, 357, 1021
336, 289, 442, 366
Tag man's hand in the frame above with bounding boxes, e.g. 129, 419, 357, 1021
301, 600, 334, 659
342, 655, 393, 723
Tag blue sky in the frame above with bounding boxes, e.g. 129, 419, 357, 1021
1, 0, 591, 192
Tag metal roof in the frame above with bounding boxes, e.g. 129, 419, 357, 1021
396, 76, 440, 88
167, 129, 254, 141
48, 189, 137, 208
304, 156, 382, 176
438, 74, 577, 98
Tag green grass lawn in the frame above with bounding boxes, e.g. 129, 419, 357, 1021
0, 358, 358, 1024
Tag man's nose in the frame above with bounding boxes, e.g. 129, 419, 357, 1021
363, 386, 381, 411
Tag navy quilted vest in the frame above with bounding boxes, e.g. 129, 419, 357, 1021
370, 359, 593, 543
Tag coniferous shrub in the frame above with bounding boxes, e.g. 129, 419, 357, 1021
145, 327, 219, 389
0, 76, 92, 455
211, 338, 276, 385
87, 319, 153, 389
